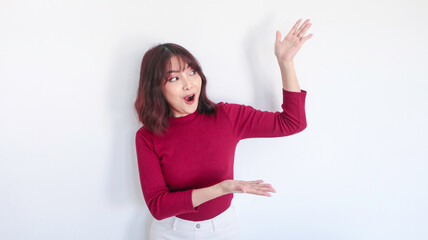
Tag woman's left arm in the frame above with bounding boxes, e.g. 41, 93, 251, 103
217, 19, 313, 140
275, 18, 313, 92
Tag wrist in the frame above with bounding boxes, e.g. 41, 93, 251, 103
192, 182, 228, 208
278, 59, 294, 68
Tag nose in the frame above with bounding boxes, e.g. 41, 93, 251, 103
182, 75, 193, 90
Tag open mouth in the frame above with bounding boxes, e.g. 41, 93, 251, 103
184, 94, 196, 104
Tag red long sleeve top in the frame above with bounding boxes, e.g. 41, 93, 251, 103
135, 89, 307, 221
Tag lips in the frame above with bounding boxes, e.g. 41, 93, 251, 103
184, 93, 196, 104
184, 93, 195, 101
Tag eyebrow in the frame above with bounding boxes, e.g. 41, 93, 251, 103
167, 64, 190, 73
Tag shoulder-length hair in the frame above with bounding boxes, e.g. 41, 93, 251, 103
135, 43, 217, 136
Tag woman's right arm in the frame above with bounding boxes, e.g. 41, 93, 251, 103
136, 130, 277, 219
136, 130, 199, 220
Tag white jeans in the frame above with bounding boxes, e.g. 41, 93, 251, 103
150, 205, 241, 240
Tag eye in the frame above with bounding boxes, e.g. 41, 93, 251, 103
168, 76, 179, 82
189, 70, 196, 75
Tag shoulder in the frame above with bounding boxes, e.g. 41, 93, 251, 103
216, 101, 237, 115
216, 101, 256, 115
216, 101, 251, 111
136, 125, 150, 136
215, 101, 259, 125
136, 126, 155, 144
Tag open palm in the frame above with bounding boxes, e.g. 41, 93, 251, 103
220, 179, 276, 197
275, 18, 313, 62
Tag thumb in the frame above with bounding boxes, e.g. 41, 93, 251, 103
276, 30, 282, 43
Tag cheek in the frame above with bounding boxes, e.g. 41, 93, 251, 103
161, 86, 172, 102
196, 77, 202, 89
162, 85, 181, 102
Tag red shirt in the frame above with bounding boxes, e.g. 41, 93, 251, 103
135, 89, 307, 221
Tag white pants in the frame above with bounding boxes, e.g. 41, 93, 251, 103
150, 205, 241, 240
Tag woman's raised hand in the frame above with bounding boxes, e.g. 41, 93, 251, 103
275, 18, 313, 63
220, 179, 276, 197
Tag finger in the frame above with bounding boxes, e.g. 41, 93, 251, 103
298, 22, 312, 38
249, 179, 264, 183
302, 33, 313, 43
288, 18, 302, 36
296, 19, 310, 36
254, 185, 276, 193
245, 185, 276, 196
249, 183, 275, 190
256, 190, 273, 197
276, 30, 282, 43
250, 183, 272, 188
253, 183, 274, 189
258, 183, 273, 187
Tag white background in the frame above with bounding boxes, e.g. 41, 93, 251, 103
1, 0, 427, 239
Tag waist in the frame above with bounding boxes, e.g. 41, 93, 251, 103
175, 194, 233, 221
162, 205, 237, 232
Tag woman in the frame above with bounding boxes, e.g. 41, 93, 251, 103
135, 18, 313, 240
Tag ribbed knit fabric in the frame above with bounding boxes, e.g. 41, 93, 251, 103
135, 89, 307, 221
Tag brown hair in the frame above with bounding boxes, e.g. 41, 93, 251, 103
134, 43, 217, 135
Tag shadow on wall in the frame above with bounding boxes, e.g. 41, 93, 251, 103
244, 14, 280, 112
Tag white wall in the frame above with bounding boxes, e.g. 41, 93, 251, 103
1, 0, 427, 239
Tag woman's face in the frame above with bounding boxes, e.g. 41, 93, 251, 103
162, 56, 202, 118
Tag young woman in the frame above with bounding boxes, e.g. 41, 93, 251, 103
135, 18, 313, 240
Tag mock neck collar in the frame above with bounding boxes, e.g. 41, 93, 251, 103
167, 110, 199, 123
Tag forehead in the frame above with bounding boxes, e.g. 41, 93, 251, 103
167, 56, 189, 71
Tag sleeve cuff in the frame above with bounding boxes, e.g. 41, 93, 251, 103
185, 189, 199, 213
282, 89, 307, 101
282, 88, 307, 94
